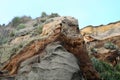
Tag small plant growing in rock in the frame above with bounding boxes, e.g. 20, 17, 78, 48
0, 37, 8, 45
40, 18, 46, 23
31, 25, 43, 36
49, 13, 60, 18
12, 17, 21, 27
91, 48, 98, 54
33, 23, 38, 27
17, 24, 26, 30
9, 31, 16, 37
104, 42, 117, 50
41, 12, 48, 18
36, 25, 43, 34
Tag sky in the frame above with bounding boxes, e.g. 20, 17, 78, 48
0, 0, 120, 28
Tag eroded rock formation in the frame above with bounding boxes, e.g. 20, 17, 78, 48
0, 16, 100, 80
83, 34, 120, 66
15, 42, 83, 80
81, 21, 120, 36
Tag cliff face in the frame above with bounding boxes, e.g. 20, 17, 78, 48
80, 22, 120, 80
81, 21, 120, 36
0, 14, 120, 80
81, 21, 120, 66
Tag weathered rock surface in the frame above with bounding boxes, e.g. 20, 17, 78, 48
15, 42, 83, 80
0, 41, 84, 80
81, 21, 120, 36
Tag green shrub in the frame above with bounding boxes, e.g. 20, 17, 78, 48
115, 64, 120, 72
11, 16, 31, 27
10, 43, 23, 54
41, 12, 48, 18
36, 25, 43, 34
104, 42, 117, 50
0, 37, 8, 45
9, 31, 16, 37
92, 57, 120, 80
10, 47, 18, 54
31, 25, 43, 36
17, 24, 26, 30
92, 58, 113, 73
91, 48, 98, 53
49, 13, 59, 18
100, 71, 120, 80
12, 17, 21, 27
33, 23, 38, 27
40, 18, 46, 23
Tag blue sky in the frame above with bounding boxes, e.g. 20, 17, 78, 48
0, 0, 120, 28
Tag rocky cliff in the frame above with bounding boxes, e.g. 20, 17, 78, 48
81, 22, 120, 80
81, 21, 120, 66
81, 21, 120, 36
0, 14, 120, 80
0, 16, 100, 80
